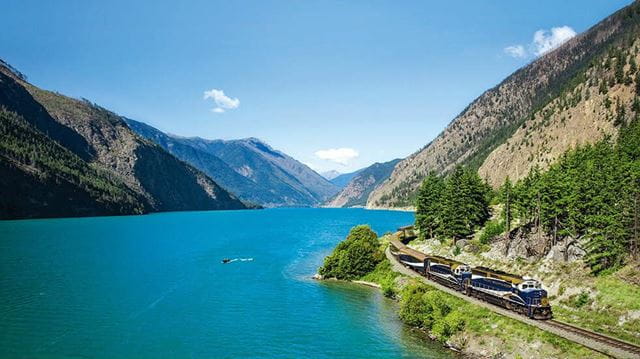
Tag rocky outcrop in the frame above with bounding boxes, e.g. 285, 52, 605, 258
480, 224, 587, 263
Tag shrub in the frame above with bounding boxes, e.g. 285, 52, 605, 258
398, 283, 466, 341
360, 260, 399, 297
479, 220, 505, 244
574, 291, 591, 308
318, 225, 383, 280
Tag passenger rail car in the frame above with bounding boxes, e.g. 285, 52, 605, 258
389, 236, 552, 320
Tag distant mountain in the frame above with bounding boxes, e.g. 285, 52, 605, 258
368, 1, 640, 208
332, 170, 362, 188
0, 62, 247, 219
325, 159, 400, 208
126, 119, 340, 207
320, 170, 341, 180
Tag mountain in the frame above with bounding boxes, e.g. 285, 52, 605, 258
326, 159, 401, 207
329, 170, 362, 188
368, 1, 640, 208
0, 61, 247, 219
125, 119, 340, 207
321, 170, 341, 180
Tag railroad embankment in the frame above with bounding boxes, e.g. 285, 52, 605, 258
409, 235, 640, 349
317, 226, 616, 359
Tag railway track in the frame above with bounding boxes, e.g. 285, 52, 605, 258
545, 320, 640, 358
385, 242, 640, 359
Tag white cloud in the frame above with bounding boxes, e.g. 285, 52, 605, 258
532, 26, 577, 56
504, 25, 576, 59
504, 45, 526, 58
314, 148, 359, 165
203, 89, 240, 113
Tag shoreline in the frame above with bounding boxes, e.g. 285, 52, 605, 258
312, 272, 461, 355
312, 274, 382, 289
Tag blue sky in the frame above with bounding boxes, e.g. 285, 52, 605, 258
1, 0, 632, 173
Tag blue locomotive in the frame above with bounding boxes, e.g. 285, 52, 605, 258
469, 266, 552, 319
424, 255, 472, 291
390, 235, 552, 320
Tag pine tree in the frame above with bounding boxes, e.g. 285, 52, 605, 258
415, 172, 445, 239
442, 166, 471, 244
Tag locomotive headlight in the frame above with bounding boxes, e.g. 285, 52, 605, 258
541, 297, 549, 306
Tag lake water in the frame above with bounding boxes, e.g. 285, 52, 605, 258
0, 208, 451, 358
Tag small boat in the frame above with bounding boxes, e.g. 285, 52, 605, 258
222, 258, 232, 264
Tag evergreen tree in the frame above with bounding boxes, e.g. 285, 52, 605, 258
415, 172, 445, 239
442, 166, 471, 243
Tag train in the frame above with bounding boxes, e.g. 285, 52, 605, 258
390, 229, 552, 320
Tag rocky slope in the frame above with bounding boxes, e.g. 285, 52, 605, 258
479, 37, 639, 186
0, 62, 247, 219
328, 169, 362, 188
368, 1, 640, 208
126, 119, 339, 207
325, 159, 400, 207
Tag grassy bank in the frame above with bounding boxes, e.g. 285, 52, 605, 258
410, 234, 640, 346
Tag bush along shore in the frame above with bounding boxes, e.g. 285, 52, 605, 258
316, 225, 607, 359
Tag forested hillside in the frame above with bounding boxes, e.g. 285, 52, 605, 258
415, 118, 640, 274
0, 62, 247, 219
369, 1, 640, 208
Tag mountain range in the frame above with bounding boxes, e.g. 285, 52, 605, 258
125, 119, 339, 207
4, 1, 638, 218
325, 159, 401, 208
0, 61, 247, 219
367, 1, 640, 209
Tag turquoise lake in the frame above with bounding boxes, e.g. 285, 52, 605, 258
0, 208, 451, 358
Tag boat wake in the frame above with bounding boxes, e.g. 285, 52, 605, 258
222, 258, 254, 264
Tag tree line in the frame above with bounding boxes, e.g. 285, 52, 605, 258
415, 119, 640, 274
415, 166, 491, 244
500, 119, 640, 274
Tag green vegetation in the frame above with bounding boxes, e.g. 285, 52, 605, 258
479, 219, 505, 244
551, 264, 640, 345
318, 226, 607, 356
398, 282, 465, 341
503, 119, 640, 274
415, 167, 491, 243
359, 259, 399, 297
0, 108, 146, 218
416, 117, 640, 275
396, 280, 601, 357
318, 225, 384, 280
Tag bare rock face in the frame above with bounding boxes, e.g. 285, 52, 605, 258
541, 236, 588, 262
367, 2, 640, 208
482, 224, 553, 261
